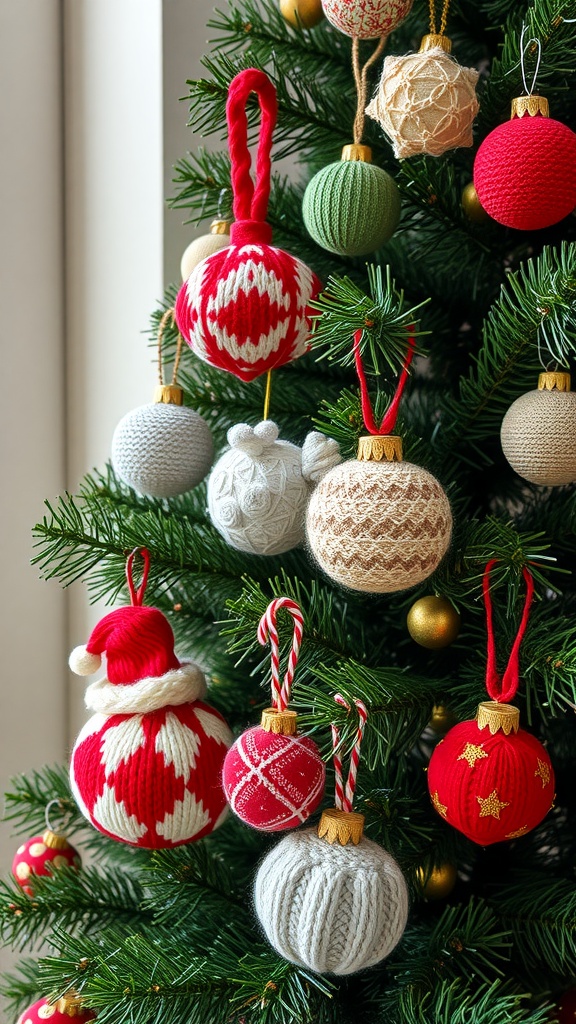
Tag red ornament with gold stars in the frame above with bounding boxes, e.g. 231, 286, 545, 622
12, 830, 81, 896
428, 561, 554, 845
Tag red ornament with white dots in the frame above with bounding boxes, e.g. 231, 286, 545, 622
12, 830, 81, 896
17, 994, 95, 1024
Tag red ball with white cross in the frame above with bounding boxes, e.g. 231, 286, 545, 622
12, 831, 81, 896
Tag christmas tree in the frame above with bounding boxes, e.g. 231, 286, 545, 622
3, 1, 576, 1022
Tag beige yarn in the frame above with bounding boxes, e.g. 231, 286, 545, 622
180, 231, 230, 282
306, 458, 452, 593
366, 47, 479, 158
500, 388, 576, 486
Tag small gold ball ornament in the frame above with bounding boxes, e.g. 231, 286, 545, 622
428, 704, 457, 734
462, 181, 489, 223
407, 596, 461, 649
416, 862, 457, 900
280, 0, 324, 28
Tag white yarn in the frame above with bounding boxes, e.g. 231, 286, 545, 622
254, 828, 409, 975
207, 421, 341, 556
111, 402, 214, 498
69, 645, 102, 675
84, 662, 207, 715
500, 388, 576, 486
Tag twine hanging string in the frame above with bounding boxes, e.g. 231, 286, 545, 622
351, 36, 387, 145
482, 559, 535, 704
157, 308, 184, 387
519, 23, 542, 96
331, 695, 368, 813
126, 548, 151, 607
428, 0, 451, 36
353, 328, 416, 435
258, 597, 304, 713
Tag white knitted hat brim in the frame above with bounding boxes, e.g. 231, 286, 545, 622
84, 662, 207, 714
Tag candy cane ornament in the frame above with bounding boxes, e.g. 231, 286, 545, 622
222, 597, 325, 832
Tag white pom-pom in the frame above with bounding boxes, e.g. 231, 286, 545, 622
69, 645, 102, 676
254, 420, 280, 445
301, 432, 342, 483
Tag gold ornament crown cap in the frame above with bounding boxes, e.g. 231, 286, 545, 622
511, 95, 549, 119
419, 33, 452, 53
538, 371, 571, 392
341, 143, 372, 163
318, 807, 365, 845
357, 435, 403, 462
153, 384, 184, 406
210, 218, 232, 235
477, 701, 520, 735
55, 991, 85, 1017
260, 708, 298, 735
42, 829, 69, 851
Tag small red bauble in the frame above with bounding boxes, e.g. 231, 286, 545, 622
222, 711, 325, 831
474, 99, 576, 231
428, 701, 554, 845
17, 995, 95, 1024
12, 830, 81, 896
321, 0, 413, 39
556, 988, 576, 1024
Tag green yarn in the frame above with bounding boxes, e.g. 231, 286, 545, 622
302, 159, 401, 257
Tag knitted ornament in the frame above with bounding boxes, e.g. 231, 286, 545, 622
322, 0, 413, 39
180, 219, 231, 281
366, 34, 479, 158
17, 994, 95, 1024
222, 597, 325, 831
428, 561, 555, 845
175, 69, 319, 382
306, 331, 452, 593
12, 801, 81, 897
208, 420, 341, 556
69, 550, 232, 848
500, 371, 576, 486
254, 695, 409, 974
303, 145, 400, 256
280, 0, 324, 28
111, 312, 213, 498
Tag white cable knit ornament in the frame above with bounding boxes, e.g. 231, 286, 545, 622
500, 371, 576, 486
208, 420, 341, 556
254, 696, 409, 974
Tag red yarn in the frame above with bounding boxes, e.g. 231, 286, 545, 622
483, 559, 534, 703
84, 605, 180, 685
353, 328, 416, 435
474, 114, 576, 230
227, 68, 277, 228
17, 998, 95, 1024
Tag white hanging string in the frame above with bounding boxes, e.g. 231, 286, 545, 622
519, 23, 542, 96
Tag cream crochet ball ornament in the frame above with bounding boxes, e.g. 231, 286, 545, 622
500, 371, 576, 487
208, 420, 341, 556
180, 219, 231, 282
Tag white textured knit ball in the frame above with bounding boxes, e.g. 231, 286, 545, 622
208, 421, 341, 555
181, 230, 230, 281
111, 402, 214, 498
254, 828, 409, 975
306, 458, 452, 593
500, 388, 576, 486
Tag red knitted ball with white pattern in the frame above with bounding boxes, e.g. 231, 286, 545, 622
17, 998, 95, 1024
222, 725, 325, 831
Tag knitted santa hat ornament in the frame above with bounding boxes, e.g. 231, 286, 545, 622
175, 68, 320, 382
427, 561, 555, 845
69, 549, 232, 848
222, 597, 325, 831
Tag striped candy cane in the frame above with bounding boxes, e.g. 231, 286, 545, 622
331, 694, 368, 813
257, 597, 304, 712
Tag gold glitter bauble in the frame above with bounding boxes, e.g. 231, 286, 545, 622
416, 862, 457, 900
461, 181, 489, 223
280, 0, 324, 28
428, 704, 457, 733
407, 596, 460, 649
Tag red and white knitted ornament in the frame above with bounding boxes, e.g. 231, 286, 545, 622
222, 598, 325, 831
428, 562, 555, 845
322, 0, 413, 39
17, 994, 95, 1024
175, 69, 320, 382
12, 801, 81, 897
69, 549, 232, 848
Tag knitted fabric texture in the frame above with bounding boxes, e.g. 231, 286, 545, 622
85, 662, 207, 715
302, 159, 400, 256
500, 388, 576, 486
111, 402, 214, 498
474, 115, 576, 230
208, 420, 341, 556
366, 48, 479, 158
17, 998, 95, 1024
180, 229, 230, 282
322, 0, 413, 38
71, 605, 180, 685
254, 827, 409, 974
427, 717, 555, 844
306, 458, 452, 593
12, 835, 81, 897
222, 726, 325, 831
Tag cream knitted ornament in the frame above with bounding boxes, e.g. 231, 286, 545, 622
180, 219, 231, 281
500, 371, 576, 486
208, 420, 341, 556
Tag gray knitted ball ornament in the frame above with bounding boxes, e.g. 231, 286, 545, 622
500, 372, 576, 487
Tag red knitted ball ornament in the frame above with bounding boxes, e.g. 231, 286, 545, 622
12, 831, 81, 896
222, 722, 325, 831
474, 114, 576, 230
427, 702, 554, 845
17, 997, 95, 1024
556, 988, 576, 1024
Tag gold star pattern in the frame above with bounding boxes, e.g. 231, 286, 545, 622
432, 791, 448, 817
534, 758, 551, 788
457, 743, 488, 768
477, 789, 510, 819
505, 826, 529, 839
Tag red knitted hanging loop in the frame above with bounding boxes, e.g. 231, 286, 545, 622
353, 328, 416, 435
482, 559, 535, 703
126, 548, 151, 607
226, 68, 277, 243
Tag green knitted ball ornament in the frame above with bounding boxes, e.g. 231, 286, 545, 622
303, 145, 400, 256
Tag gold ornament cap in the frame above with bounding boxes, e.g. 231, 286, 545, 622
153, 384, 184, 406
477, 701, 520, 735
419, 33, 452, 53
341, 143, 372, 163
42, 829, 70, 851
357, 435, 403, 462
260, 708, 298, 735
538, 371, 571, 392
318, 807, 365, 845
511, 95, 549, 119
55, 991, 85, 1017
210, 219, 232, 235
